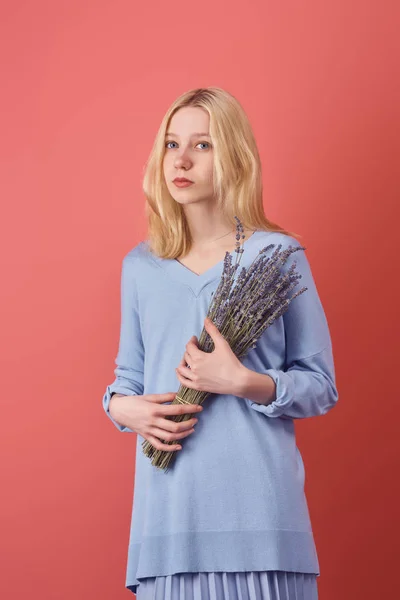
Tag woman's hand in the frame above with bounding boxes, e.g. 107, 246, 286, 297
175, 316, 246, 396
109, 392, 203, 451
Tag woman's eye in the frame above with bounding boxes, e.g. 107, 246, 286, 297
164, 141, 211, 149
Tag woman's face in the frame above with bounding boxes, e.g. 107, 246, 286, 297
163, 106, 214, 207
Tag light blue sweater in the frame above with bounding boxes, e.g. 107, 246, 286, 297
102, 230, 339, 594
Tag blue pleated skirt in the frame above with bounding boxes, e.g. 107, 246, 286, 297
134, 571, 318, 599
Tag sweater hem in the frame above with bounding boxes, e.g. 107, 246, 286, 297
125, 529, 320, 593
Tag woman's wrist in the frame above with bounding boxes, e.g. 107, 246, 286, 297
235, 366, 276, 405
109, 393, 126, 421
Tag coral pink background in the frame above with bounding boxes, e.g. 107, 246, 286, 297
1, 1, 398, 598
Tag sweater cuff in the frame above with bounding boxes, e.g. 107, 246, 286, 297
246, 369, 295, 419
103, 385, 136, 432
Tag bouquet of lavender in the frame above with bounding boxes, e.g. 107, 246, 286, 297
142, 216, 308, 471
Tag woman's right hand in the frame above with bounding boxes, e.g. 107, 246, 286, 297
109, 392, 203, 451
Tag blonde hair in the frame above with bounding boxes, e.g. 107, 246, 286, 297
142, 86, 301, 259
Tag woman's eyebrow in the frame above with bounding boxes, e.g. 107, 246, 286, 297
165, 132, 211, 137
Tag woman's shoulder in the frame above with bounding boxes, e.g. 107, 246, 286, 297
122, 240, 148, 263
257, 229, 303, 248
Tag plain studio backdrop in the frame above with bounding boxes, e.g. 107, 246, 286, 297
0, 1, 398, 599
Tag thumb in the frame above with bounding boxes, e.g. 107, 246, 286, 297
204, 316, 224, 345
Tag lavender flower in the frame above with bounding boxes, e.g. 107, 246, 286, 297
142, 216, 308, 471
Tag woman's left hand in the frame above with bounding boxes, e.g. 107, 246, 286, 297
175, 316, 246, 396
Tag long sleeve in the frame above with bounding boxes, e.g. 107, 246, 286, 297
102, 252, 145, 432
246, 240, 339, 420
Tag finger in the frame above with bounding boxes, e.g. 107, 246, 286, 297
176, 365, 193, 379
187, 341, 201, 356
176, 354, 190, 370
184, 350, 193, 366
160, 403, 203, 416
147, 392, 178, 403
144, 433, 182, 452
156, 416, 198, 433
149, 426, 195, 444
176, 369, 200, 391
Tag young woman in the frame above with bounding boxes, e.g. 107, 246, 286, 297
103, 87, 338, 599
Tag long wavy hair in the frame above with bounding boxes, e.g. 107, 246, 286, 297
142, 86, 301, 259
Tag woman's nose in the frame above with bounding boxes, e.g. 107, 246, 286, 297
174, 151, 192, 168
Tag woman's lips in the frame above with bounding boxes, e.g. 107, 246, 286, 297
173, 180, 194, 188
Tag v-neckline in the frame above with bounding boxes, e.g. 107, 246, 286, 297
149, 229, 268, 296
